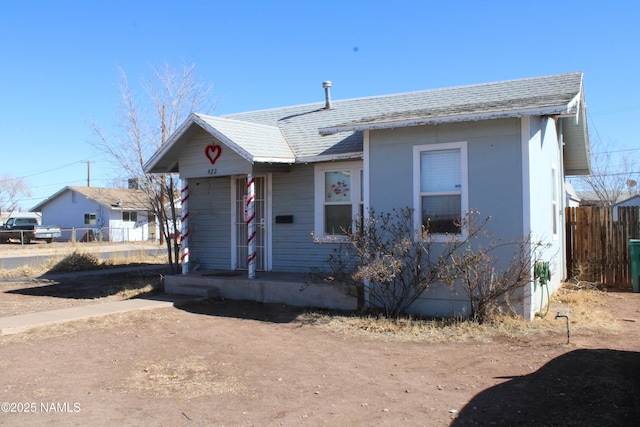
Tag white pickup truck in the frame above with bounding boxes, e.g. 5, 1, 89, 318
0, 216, 62, 244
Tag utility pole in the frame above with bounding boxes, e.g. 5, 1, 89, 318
82, 161, 92, 187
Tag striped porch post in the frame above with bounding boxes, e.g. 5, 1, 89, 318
246, 174, 257, 279
180, 180, 190, 275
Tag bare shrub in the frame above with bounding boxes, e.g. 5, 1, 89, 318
309, 208, 488, 318
48, 252, 101, 273
442, 230, 550, 323
310, 209, 549, 322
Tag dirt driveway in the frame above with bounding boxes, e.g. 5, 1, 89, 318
1, 271, 640, 426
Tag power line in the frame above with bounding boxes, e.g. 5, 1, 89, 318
0, 155, 103, 185
592, 147, 640, 155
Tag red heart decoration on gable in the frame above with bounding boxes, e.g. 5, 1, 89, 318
205, 144, 222, 164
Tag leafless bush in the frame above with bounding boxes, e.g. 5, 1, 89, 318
309, 208, 488, 318
442, 230, 549, 323
309, 208, 549, 322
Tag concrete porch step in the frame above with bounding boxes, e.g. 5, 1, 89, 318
172, 283, 219, 298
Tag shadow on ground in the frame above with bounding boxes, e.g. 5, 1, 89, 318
178, 298, 308, 324
452, 349, 640, 426
5, 270, 164, 300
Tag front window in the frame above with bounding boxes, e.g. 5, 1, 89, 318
84, 213, 97, 225
324, 171, 353, 234
414, 142, 468, 239
314, 161, 363, 240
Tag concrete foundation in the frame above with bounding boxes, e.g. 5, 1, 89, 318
164, 271, 357, 311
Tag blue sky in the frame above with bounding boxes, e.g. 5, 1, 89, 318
1, 0, 638, 209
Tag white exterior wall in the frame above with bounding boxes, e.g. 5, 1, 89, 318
108, 210, 149, 242
523, 116, 565, 320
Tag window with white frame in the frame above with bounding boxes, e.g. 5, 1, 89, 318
414, 142, 468, 238
122, 211, 137, 222
84, 213, 96, 225
551, 165, 558, 237
314, 161, 363, 240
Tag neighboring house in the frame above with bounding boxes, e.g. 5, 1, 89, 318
144, 72, 591, 320
565, 182, 581, 208
31, 186, 157, 242
576, 190, 638, 207
613, 194, 640, 220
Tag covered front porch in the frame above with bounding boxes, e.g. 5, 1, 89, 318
164, 270, 357, 311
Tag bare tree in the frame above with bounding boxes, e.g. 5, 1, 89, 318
0, 175, 31, 216
90, 62, 214, 272
576, 137, 639, 206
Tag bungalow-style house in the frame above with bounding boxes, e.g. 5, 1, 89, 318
31, 186, 157, 242
144, 72, 590, 320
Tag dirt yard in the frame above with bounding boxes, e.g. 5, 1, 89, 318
1, 267, 640, 426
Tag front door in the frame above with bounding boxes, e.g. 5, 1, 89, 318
235, 176, 266, 270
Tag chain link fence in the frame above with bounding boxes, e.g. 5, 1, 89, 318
1, 227, 159, 245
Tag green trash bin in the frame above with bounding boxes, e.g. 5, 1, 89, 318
630, 239, 640, 293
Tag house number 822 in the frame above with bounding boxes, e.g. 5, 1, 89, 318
207, 168, 217, 175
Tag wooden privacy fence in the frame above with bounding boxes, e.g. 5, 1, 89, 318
565, 206, 640, 288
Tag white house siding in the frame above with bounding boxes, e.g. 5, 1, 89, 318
40, 190, 109, 241
367, 118, 527, 317
108, 211, 148, 242
524, 116, 564, 319
179, 129, 252, 179
271, 164, 338, 272
188, 176, 233, 270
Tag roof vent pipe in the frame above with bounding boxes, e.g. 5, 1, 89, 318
322, 81, 332, 110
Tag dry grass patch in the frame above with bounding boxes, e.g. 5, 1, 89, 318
298, 284, 622, 342
124, 355, 247, 399
113, 276, 163, 299
0, 265, 42, 279
0, 247, 166, 279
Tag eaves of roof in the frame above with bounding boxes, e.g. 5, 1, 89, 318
144, 113, 295, 174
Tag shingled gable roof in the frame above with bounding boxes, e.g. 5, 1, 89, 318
31, 186, 150, 212
144, 72, 590, 175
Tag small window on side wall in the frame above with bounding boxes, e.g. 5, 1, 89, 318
122, 212, 137, 222
84, 213, 97, 225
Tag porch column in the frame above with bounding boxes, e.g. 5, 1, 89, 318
180, 180, 190, 275
246, 174, 257, 279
